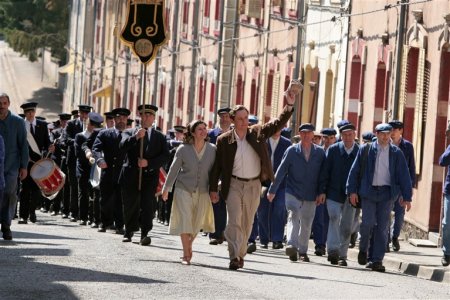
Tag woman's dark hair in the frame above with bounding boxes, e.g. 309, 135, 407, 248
183, 119, 209, 144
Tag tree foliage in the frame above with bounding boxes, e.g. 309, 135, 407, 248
0, 0, 69, 63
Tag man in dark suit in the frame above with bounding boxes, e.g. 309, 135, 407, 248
257, 129, 291, 249
119, 104, 170, 245
63, 104, 92, 222
18, 102, 54, 224
208, 107, 232, 245
74, 113, 103, 225
92, 107, 130, 233
49, 113, 72, 216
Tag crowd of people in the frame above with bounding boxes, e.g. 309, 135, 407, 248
0, 85, 449, 270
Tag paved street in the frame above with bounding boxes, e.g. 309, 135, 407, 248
1, 211, 449, 300
0, 40, 62, 119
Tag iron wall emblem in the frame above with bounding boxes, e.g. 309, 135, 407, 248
120, 0, 169, 65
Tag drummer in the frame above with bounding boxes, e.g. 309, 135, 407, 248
18, 101, 54, 224
49, 113, 72, 217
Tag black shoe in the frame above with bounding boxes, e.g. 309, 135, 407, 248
358, 250, 367, 265
18, 218, 28, 224
97, 226, 106, 233
285, 246, 298, 261
87, 220, 93, 226
260, 244, 268, 249
29, 213, 37, 223
140, 236, 151, 246
61, 214, 69, 219
91, 223, 99, 229
349, 232, 357, 248
115, 228, 125, 235
442, 255, 450, 267
40, 207, 48, 213
69, 217, 77, 222
273, 241, 284, 249
50, 211, 57, 216
338, 259, 348, 267
247, 242, 257, 254
229, 258, 240, 270
122, 232, 133, 242
299, 253, 310, 262
2, 229, 12, 240
392, 237, 400, 252
164, 221, 169, 226
328, 252, 339, 265
314, 246, 326, 256
79, 220, 87, 226
209, 238, 223, 245
366, 261, 385, 272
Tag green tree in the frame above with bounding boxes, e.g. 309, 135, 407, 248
0, 0, 69, 63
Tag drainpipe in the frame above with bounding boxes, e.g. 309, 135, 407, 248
78, 0, 89, 104
110, 0, 121, 109
88, 1, 97, 107
123, 48, 130, 107
213, 0, 226, 124
392, 0, 408, 119
98, 0, 107, 111
290, 0, 306, 133
188, 0, 200, 120
168, 0, 180, 127
71, 0, 81, 108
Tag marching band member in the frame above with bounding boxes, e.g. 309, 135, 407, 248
18, 102, 54, 224
119, 104, 170, 245
92, 108, 130, 234
74, 113, 103, 226
49, 113, 72, 216
63, 105, 92, 222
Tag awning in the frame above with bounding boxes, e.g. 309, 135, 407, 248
90, 85, 112, 98
58, 62, 75, 74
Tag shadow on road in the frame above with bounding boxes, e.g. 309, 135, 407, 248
24, 87, 63, 120
0, 229, 168, 299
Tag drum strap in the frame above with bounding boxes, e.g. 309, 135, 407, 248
27, 129, 42, 157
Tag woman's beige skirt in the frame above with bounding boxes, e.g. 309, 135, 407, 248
168, 188, 215, 236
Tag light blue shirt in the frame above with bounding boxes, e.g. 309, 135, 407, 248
372, 142, 390, 186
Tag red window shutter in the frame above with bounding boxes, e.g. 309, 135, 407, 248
209, 82, 216, 112
183, 1, 189, 24
265, 71, 274, 106
236, 74, 243, 105
177, 82, 183, 109
214, 0, 220, 20
204, 0, 211, 16
283, 75, 290, 107
250, 79, 256, 114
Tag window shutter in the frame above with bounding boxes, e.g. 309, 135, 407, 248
398, 45, 410, 121
413, 48, 425, 175
246, 0, 261, 19
271, 70, 280, 118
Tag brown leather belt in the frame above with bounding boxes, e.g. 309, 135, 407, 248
231, 175, 259, 182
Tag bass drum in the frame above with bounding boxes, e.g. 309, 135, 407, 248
30, 158, 66, 199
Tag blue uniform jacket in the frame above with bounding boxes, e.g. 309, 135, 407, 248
439, 144, 450, 195
269, 142, 327, 201
0, 111, 28, 173
324, 142, 360, 203
397, 138, 416, 185
208, 127, 223, 145
346, 141, 413, 201
92, 128, 126, 184
263, 136, 291, 188
0, 134, 5, 189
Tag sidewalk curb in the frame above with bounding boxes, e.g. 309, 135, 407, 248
347, 249, 450, 284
